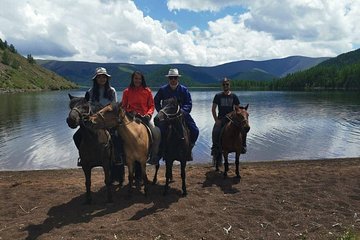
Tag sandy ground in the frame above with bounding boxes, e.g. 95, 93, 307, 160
1, 157, 360, 240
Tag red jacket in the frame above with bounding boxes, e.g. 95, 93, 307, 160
121, 86, 154, 116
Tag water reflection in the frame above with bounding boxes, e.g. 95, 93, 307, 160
0, 90, 359, 170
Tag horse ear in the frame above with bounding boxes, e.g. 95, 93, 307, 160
68, 93, 74, 100
245, 104, 249, 110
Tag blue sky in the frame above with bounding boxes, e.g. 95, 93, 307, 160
0, 0, 359, 66
134, 0, 248, 33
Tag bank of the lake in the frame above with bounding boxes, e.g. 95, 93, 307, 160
1, 157, 359, 240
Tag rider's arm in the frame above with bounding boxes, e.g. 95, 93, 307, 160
154, 88, 163, 112
180, 87, 192, 113
145, 88, 155, 116
212, 103, 218, 122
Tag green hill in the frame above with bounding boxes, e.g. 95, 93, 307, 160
0, 39, 77, 92
272, 48, 360, 90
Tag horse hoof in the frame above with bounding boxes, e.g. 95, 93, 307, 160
236, 174, 241, 179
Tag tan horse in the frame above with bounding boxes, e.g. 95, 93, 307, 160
220, 104, 250, 178
88, 102, 155, 195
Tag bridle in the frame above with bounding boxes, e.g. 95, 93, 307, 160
70, 101, 91, 125
159, 104, 181, 121
226, 110, 248, 130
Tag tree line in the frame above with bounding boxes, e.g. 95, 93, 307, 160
0, 38, 36, 68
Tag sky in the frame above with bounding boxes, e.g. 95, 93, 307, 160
0, 0, 359, 66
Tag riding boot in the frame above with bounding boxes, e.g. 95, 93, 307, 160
148, 139, 163, 164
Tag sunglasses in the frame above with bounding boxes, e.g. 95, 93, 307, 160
222, 83, 229, 86
169, 76, 178, 80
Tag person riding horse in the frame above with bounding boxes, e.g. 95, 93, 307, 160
72, 67, 123, 183
153, 68, 199, 162
121, 71, 161, 166
211, 78, 247, 165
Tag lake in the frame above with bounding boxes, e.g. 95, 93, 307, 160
0, 90, 359, 170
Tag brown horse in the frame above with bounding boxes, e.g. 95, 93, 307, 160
218, 104, 250, 178
66, 94, 114, 204
87, 102, 154, 195
155, 98, 191, 196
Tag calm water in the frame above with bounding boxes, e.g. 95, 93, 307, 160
0, 90, 359, 170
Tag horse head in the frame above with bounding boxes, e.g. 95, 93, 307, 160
229, 104, 250, 133
156, 97, 181, 122
66, 94, 91, 129
87, 102, 125, 129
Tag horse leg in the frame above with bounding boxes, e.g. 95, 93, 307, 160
103, 161, 113, 203
152, 163, 160, 185
180, 160, 187, 196
83, 166, 92, 204
235, 152, 241, 179
215, 152, 221, 172
164, 160, 172, 196
127, 161, 134, 194
223, 152, 229, 178
141, 161, 149, 196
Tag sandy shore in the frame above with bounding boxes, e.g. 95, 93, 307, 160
1, 157, 360, 240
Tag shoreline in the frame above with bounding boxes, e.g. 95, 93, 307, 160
1, 156, 359, 172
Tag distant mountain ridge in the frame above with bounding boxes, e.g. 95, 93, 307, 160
38, 56, 329, 88
272, 48, 360, 90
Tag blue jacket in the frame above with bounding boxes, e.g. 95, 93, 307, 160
154, 84, 192, 113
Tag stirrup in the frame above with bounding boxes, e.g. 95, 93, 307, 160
77, 157, 82, 167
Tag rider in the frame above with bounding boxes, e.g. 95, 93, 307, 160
73, 67, 117, 167
121, 71, 161, 165
154, 68, 199, 161
211, 78, 247, 162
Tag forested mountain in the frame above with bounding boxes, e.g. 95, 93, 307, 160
38, 56, 328, 89
0, 39, 77, 92
271, 48, 360, 90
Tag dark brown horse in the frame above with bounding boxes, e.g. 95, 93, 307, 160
87, 103, 156, 196
218, 104, 250, 178
155, 98, 191, 196
66, 94, 114, 204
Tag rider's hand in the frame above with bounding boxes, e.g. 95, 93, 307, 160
144, 114, 151, 121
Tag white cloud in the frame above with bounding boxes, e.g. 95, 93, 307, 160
0, 0, 359, 66
167, 0, 246, 12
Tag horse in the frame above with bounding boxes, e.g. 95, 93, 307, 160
155, 98, 191, 196
66, 94, 115, 204
87, 102, 156, 196
217, 104, 250, 178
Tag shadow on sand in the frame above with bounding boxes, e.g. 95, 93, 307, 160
24, 183, 182, 240
202, 165, 241, 194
